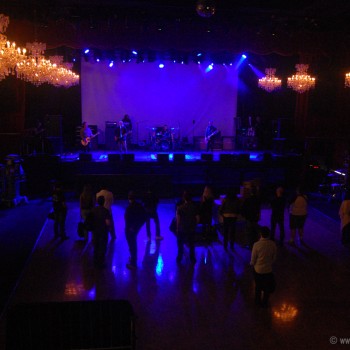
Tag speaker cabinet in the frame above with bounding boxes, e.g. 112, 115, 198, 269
79, 153, 92, 161
220, 154, 234, 163
157, 153, 169, 164
108, 153, 121, 162
122, 153, 135, 163
201, 153, 213, 161
173, 153, 185, 163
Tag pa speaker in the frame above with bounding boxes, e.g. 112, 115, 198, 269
219, 154, 234, 163
201, 153, 213, 161
173, 153, 185, 163
122, 153, 135, 163
108, 154, 121, 162
79, 153, 92, 161
157, 153, 169, 164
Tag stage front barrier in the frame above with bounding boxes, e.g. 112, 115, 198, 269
6, 300, 136, 350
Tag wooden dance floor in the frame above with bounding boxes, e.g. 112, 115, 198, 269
0, 196, 350, 349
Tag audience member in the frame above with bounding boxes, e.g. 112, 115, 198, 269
270, 186, 286, 246
52, 182, 68, 240
241, 186, 261, 249
176, 191, 200, 264
199, 185, 215, 237
90, 195, 111, 269
79, 184, 95, 240
339, 191, 350, 244
96, 185, 116, 239
250, 226, 277, 308
124, 191, 146, 269
142, 188, 163, 241
219, 189, 240, 251
288, 187, 308, 246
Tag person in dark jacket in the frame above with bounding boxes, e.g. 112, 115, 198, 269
52, 182, 68, 240
219, 189, 240, 251
125, 191, 146, 269
241, 186, 261, 249
90, 195, 111, 268
270, 186, 286, 246
176, 191, 200, 264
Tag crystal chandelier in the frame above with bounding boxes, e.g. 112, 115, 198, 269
287, 64, 315, 93
345, 73, 350, 87
258, 68, 282, 92
0, 13, 79, 88
0, 14, 26, 81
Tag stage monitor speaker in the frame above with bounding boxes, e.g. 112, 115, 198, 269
122, 153, 135, 163
79, 153, 92, 161
108, 153, 121, 162
157, 153, 169, 164
238, 153, 250, 163
201, 153, 213, 161
173, 153, 185, 163
220, 153, 234, 163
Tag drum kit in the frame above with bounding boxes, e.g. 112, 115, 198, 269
148, 126, 179, 151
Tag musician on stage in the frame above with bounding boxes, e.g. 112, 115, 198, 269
80, 121, 93, 152
114, 120, 128, 152
205, 120, 218, 152
122, 114, 133, 148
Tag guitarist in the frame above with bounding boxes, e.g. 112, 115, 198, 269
80, 121, 93, 152
205, 120, 218, 152
114, 120, 129, 152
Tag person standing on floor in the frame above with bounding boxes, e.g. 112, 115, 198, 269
288, 187, 308, 246
90, 195, 111, 269
79, 184, 95, 241
250, 226, 277, 308
124, 191, 146, 269
96, 185, 116, 240
270, 186, 286, 246
176, 191, 200, 264
339, 190, 350, 244
52, 182, 68, 240
142, 188, 163, 241
199, 185, 215, 238
219, 189, 240, 251
241, 186, 261, 249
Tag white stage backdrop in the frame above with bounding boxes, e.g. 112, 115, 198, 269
81, 60, 238, 145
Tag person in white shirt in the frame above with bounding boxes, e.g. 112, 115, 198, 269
96, 185, 116, 239
250, 226, 277, 307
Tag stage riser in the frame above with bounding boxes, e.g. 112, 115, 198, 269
19, 155, 303, 199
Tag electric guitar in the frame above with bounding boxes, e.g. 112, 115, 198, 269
205, 129, 219, 143
114, 130, 132, 142
81, 132, 100, 146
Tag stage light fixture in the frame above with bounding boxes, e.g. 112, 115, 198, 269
132, 50, 138, 55
242, 54, 247, 59
84, 49, 90, 54
109, 61, 114, 67
159, 63, 165, 68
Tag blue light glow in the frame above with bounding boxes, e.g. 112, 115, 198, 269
205, 64, 214, 73
109, 61, 114, 67
159, 63, 165, 69
132, 50, 138, 55
84, 49, 90, 54
155, 255, 164, 277
242, 54, 247, 59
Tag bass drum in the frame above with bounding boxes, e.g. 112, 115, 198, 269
159, 139, 170, 151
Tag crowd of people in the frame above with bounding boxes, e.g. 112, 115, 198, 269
50, 181, 316, 307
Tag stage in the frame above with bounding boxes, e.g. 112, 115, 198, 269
18, 148, 303, 200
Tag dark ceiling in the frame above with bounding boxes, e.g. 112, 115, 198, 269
2, 1, 350, 57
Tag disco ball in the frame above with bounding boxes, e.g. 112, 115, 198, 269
196, 0, 216, 18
